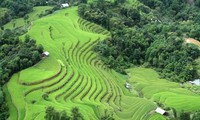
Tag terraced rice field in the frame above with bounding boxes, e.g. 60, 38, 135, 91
127, 68, 200, 119
4, 7, 158, 120
5, 6, 200, 120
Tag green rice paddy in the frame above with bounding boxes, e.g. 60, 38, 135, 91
4, 6, 200, 120
127, 67, 200, 119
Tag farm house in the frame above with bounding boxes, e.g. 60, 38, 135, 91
61, 3, 69, 8
125, 82, 131, 89
42, 51, 50, 57
189, 79, 200, 86
155, 107, 167, 115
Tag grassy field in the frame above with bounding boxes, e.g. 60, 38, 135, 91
4, 5, 200, 120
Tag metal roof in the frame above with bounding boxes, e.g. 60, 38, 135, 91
61, 3, 69, 7
43, 51, 50, 56
189, 79, 200, 86
155, 107, 166, 115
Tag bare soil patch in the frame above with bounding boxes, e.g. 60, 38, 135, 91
185, 38, 200, 47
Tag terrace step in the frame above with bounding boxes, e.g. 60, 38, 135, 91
24, 66, 67, 97
55, 71, 81, 101
18, 61, 62, 86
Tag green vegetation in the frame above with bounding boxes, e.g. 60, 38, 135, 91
0, 88, 2, 102
192, 111, 200, 120
0, 29, 43, 119
0, 8, 10, 27
4, 6, 157, 120
127, 67, 200, 119
19, 57, 60, 84
0, 0, 82, 27
45, 106, 83, 120
180, 111, 190, 120
1, 0, 200, 120
0, 33, 43, 84
0, 86, 9, 120
148, 114, 166, 120
3, 6, 53, 29
0, 0, 33, 17
79, 0, 200, 82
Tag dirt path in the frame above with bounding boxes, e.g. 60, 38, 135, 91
185, 38, 200, 47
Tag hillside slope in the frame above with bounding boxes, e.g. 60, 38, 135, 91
5, 7, 158, 120
4, 5, 200, 120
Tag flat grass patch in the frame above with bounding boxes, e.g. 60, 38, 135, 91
19, 57, 61, 83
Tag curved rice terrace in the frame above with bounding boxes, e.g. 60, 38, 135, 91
4, 6, 200, 120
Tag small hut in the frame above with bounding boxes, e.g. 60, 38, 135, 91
155, 107, 167, 115
125, 82, 131, 89
61, 3, 69, 8
189, 79, 200, 86
42, 51, 50, 57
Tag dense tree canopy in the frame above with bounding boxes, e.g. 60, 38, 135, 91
0, 8, 11, 27
45, 106, 84, 120
0, 0, 33, 17
0, 87, 8, 120
192, 111, 200, 120
79, 0, 200, 82
0, 88, 2, 103
0, 29, 43, 119
0, 31, 43, 84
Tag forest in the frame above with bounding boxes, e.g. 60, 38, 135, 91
45, 106, 84, 120
78, 0, 200, 82
0, 29, 43, 119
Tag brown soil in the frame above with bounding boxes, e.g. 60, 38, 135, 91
185, 38, 200, 47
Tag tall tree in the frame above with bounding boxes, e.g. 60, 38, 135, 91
180, 111, 190, 120
71, 107, 84, 120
